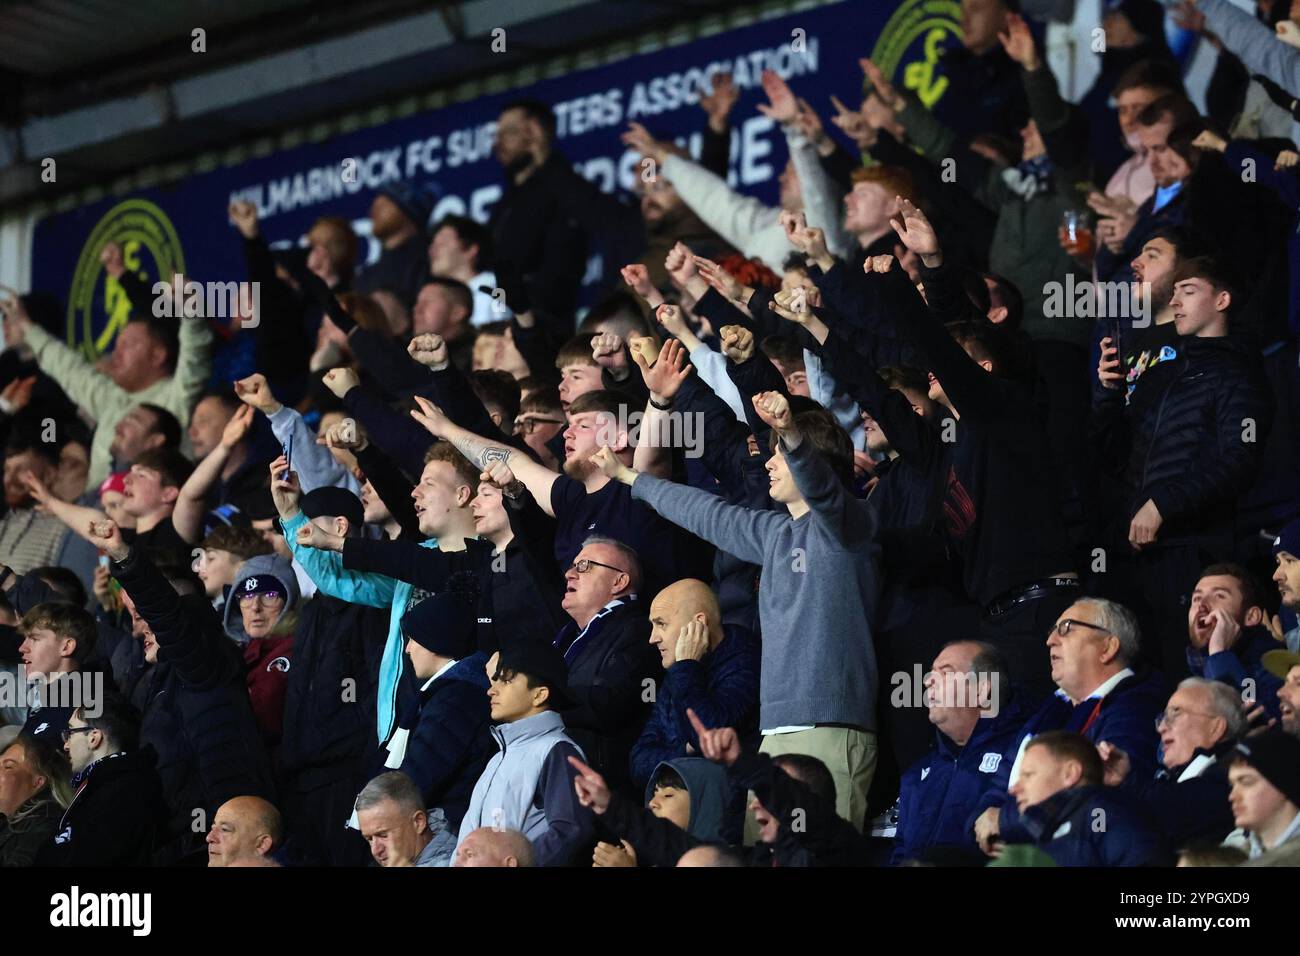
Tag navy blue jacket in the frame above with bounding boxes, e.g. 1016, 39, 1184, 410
111, 547, 277, 866
970, 668, 1165, 836
557, 599, 661, 794
1016, 785, 1171, 866
892, 692, 1031, 865
36, 749, 166, 867
630, 623, 761, 790
1187, 625, 1284, 721
1121, 741, 1236, 849
395, 650, 491, 832
398, 652, 494, 830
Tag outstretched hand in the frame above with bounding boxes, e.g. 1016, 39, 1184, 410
409, 394, 452, 438
757, 68, 799, 124
998, 13, 1039, 70
860, 58, 904, 112
889, 197, 941, 264
635, 337, 693, 400
686, 708, 742, 766
220, 404, 256, 450
568, 755, 612, 814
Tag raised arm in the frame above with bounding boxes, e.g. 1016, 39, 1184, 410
5, 306, 130, 420
268, 456, 396, 608
409, 395, 561, 517
20, 473, 107, 546
630, 332, 693, 478
173, 404, 255, 544
237, 372, 360, 494
589, 448, 778, 565
887, 200, 1007, 421
752, 390, 874, 545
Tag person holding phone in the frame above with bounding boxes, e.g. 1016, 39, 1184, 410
1090, 255, 1272, 687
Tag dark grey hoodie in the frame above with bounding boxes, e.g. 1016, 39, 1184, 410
644, 757, 729, 843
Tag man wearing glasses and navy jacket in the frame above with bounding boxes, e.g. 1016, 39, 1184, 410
551, 536, 659, 794
967, 597, 1165, 857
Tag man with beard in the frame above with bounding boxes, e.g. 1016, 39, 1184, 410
1, 287, 211, 487
1096, 225, 1212, 402
1184, 565, 1283, 719
410, 388, 703, 598
0, 427, 69, 574
1269, 518, 1300, 652
531, 118, 735, 293
486, 100, 588, 330
354, 183, 436, 310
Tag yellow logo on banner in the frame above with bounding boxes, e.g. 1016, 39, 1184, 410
870, 0, 962, 109
66, 199, 186, 357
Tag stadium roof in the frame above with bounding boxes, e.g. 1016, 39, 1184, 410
0, 0, 792, 207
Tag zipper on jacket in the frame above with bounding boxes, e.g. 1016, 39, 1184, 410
1137, 353, 1188, 494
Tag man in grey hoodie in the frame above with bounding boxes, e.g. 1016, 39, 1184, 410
591, 389, 880, 832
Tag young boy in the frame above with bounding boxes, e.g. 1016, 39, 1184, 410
454, 640, 593, 866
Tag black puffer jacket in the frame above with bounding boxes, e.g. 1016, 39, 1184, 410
111, 547, 277, 865
36, 749, 165, 867
1093, 333, 1272, 551
278, 594, 387, 793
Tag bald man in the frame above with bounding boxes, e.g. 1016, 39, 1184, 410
676, 845, 747, 867
206, 796, 283, 867
630, 578, 761, 792
451, 827, 535, 867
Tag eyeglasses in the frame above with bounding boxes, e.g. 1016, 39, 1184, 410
237, 592, 285, 606
1051, 619, 1111, 638
1155, 707, 1216, 730
568, 558, 628, 577
61, 726, 94, 743
515, 417, 565, 435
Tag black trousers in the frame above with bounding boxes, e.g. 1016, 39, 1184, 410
282, 775, 372, 867
1090, 543, 1208, 695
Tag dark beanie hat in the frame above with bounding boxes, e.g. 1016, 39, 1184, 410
1235, 730, 1300, 809
1113, 0, 1167, 45
1273, 517, 1300, 559
300, 486, 365, 532
401, 572, 480, 659
377, 181, 440, 234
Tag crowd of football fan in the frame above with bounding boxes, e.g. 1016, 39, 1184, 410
2, 0, 1300, 868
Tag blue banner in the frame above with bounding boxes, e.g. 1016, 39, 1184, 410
31, 0, 962, 353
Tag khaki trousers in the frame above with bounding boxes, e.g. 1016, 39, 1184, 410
744, 726, 877, 843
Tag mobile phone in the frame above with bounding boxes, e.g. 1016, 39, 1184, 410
281, 433, 293, 481
98, 554, 111, 571
1110, 316, 1123, 367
